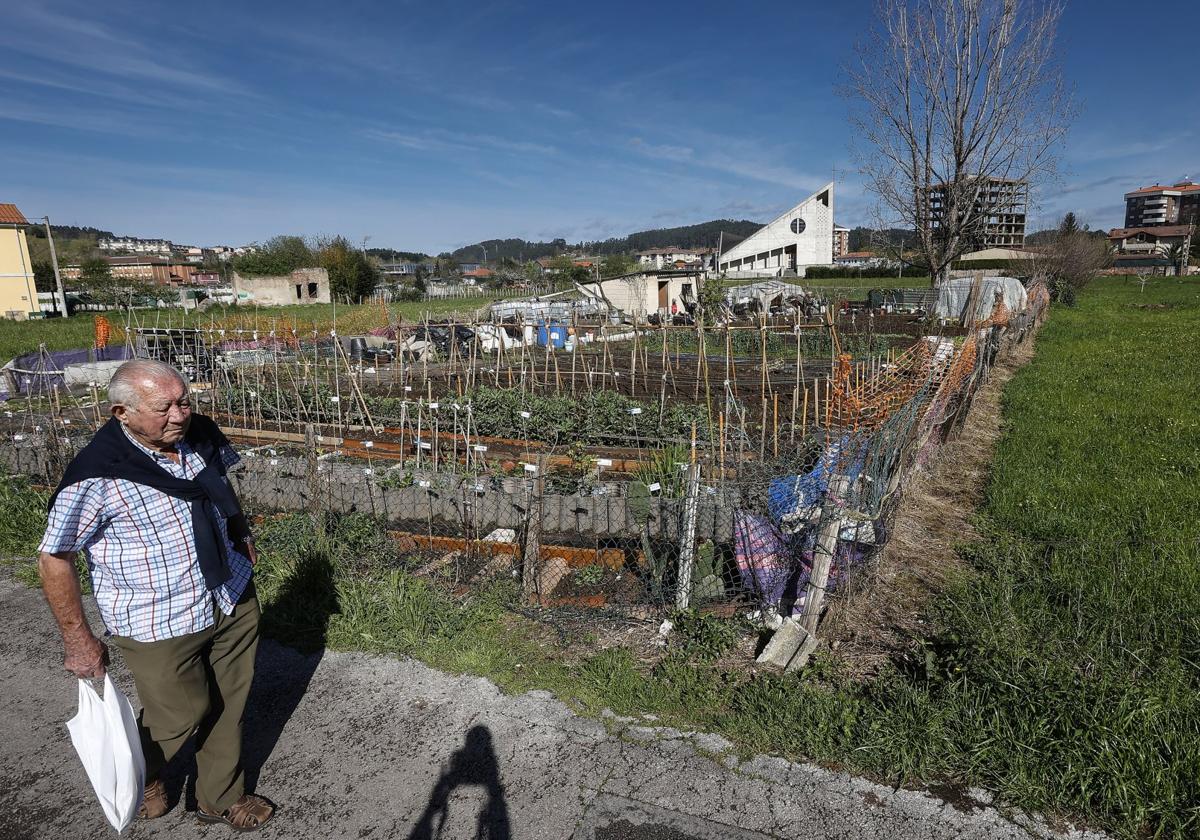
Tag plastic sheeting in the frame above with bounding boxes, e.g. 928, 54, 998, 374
1, 346, 132, 400
933, 276, 1028, 322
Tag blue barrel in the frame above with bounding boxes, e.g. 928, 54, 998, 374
536, 320, 567, 349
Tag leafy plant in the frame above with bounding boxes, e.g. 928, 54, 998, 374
668, 609, 741, 663
573, 564, 604, 586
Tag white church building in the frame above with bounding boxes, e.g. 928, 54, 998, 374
718, 183, 835, 277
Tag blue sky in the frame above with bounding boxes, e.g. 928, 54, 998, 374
2, 0, 1197, 254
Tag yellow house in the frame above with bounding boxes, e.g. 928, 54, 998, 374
0, 203, 38, 320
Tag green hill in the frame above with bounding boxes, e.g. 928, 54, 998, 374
442, 219, 764, 262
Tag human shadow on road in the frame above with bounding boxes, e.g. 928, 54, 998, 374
407, 725, 512, 840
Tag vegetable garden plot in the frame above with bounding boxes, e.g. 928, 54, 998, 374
1, 284, 1048, 659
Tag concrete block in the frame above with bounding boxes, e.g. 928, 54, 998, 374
755, 618, 818, 670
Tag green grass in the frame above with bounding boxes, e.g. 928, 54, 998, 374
0, 298, 498, 362
3, 275, 1198, 836
0, 473, 51, 585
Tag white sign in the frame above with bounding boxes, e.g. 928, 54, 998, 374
270, 459, 279, 466
363, 440, 374, 448
629, 407, 642, 415
419, 441, 432, 449
597, 458, 613, 467
519, 411, 531, 419
523, 463, 538, 473
473, 444, 488, 452
418, 479, 432, 488
648, 482, 661, 493
429, 402, 439, 410
363, 468, 374, 475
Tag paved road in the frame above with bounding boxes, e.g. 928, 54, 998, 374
0, 572, 1102, 840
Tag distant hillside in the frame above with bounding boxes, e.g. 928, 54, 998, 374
443, 219, 765, 262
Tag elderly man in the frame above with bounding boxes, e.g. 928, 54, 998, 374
38, 359, 275, 831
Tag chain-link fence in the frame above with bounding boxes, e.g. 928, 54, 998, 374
0, 281, 1050, 663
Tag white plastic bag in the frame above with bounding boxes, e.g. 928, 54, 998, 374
66, 675, 146, 832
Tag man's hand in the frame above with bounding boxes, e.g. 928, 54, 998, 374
239, 538, 258, 566
64, 633, 108, 679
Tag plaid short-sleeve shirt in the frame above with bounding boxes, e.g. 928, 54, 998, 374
38, 425, 253, 642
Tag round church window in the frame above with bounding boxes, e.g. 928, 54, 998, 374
790, 218, 806, 234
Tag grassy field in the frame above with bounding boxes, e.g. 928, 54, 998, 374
3, 275, 1198, 837
1, 280, 934, 362
0, 298, 499, 362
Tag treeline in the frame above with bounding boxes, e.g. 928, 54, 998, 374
366, 248, 430, 263
26, 224, 117, 242
443, 218, 764, 262
845, 227, 918, 252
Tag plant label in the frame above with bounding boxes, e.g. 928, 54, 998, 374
364, 441, 374, 448
519, 411, 531, 419
597, 458, 613, 467
474, 444, 488, 452
648, 482, 661, 493
523, 463, 538, 473
418, 479, 432, 488
629, 407, 642, 415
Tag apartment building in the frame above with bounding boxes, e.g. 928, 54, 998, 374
1123, 179, 1200, 228
928, 176, 1028, 249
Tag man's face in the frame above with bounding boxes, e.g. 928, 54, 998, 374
115, 376, 192, 449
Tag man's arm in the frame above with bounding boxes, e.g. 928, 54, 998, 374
38, 551, 107, 678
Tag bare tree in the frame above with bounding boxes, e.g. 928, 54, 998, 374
846, 0, 1074, 286
1028, 213, 1112, 304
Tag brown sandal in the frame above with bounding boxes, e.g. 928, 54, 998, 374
197, 794, 276, 831
138, 779, 169, 820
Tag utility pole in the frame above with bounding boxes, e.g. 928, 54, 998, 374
43, 216, 68, 317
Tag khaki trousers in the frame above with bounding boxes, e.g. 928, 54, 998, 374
111, 586, 260, 813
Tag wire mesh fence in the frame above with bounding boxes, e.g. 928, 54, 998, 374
0, 279, 1050, 662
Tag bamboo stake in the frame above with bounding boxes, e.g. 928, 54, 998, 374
773, 391, 779, 458
801, 385, 809, 439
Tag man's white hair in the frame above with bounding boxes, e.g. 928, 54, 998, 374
108, 360, 189, 409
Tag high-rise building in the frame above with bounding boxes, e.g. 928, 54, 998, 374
833, 224, 849, 258
928, 176, 1028, 249
1123, 179, 1200, 228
